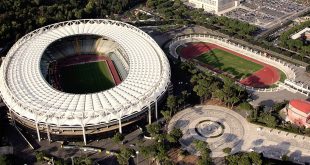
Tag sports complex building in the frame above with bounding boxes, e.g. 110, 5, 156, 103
188, 0, 240, 15
0, 19, 170, 144
286, 99, 310, 127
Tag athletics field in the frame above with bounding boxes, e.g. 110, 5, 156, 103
178, 43, 284, 88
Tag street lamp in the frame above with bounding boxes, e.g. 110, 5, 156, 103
136, 150, 139, 165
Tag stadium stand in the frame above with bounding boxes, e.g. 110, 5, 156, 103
0, 20, 170, 144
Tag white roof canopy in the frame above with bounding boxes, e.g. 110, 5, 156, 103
0, 19, 170, 126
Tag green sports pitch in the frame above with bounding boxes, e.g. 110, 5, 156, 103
195, 49, 263, 79
59, 61, 114, 94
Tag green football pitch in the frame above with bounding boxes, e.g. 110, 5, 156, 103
195, 49, 263, 79
59, 61, 114, 94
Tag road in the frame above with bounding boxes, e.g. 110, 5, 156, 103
256, 7, 310, 39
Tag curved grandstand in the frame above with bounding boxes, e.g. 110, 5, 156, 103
0, 19, 170, 144
169, 34, 296, 90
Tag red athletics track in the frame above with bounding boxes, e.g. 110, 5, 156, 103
179, 43, 280, 88
57, 55, 122, 85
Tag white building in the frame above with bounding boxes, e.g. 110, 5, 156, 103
188, 0, 240, 15
291, 27, 310, 40
0, 19, 170, 145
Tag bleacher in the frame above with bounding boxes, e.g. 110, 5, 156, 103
95, 39, 119, 54
40, 35, 130, 85
108, 51, 129, 80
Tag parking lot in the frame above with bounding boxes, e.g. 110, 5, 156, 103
225, 0, 307, 28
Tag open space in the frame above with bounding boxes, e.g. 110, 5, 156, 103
224, 0, 306, 28
168, 105, 310, 162
59, 61, 115, 94
179, 42, 281, 87
196, 49, 263, 79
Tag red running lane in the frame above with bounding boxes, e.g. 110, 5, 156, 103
179, 43, 280, 88
180, 43, 217, 59
105, 58, 121, 85
240, 67, 280, 88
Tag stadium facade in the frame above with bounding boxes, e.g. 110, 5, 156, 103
286, 99, 310, 127
0, 19, 170, 144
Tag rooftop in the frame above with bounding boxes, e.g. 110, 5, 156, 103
290, 99, 310, 114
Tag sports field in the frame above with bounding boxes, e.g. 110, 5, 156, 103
196, 49, 263, 79
179, 42, 282, 88
59, 61, 114, 94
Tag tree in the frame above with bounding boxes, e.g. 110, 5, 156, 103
140, 145, 156, 158
226, 155, 240, 165
223, 147, 232, 154
0, 155, 12, 165
180, 90, 189, 103
193, 140, 212, 164
167, 95, 177, 112
161, 110, 172, 122
237, 102, 253, 111
146, 0, 156, 8
248, 152, 262, 165
84, 1, 95, 14
239, 155, 251, 165
74, 157, 93, 165
37, 16, 46, 26
305, 128, 310, 136
116, 147, 135, 165
281, 154, 289, 161
112, 132, 124, 144
226, 152, 263, 165
35, 151, 46, 162
191, 73, 213, 103
166, 128, 183, 143
272, 100, 288, 112
258, 113, 277, 128
146, 123, 161, 137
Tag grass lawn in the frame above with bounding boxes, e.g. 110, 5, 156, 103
278, 69, 287, 82
195, 49, 263, 79
59, 61, 114, 94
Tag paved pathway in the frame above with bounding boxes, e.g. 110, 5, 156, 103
168, 105, 250, 157
168, 105, 310, 163
250, 89, 308, 107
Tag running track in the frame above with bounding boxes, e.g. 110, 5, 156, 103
179, 43, 280, 88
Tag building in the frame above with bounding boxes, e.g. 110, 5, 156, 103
291, 27, 310, 40
188, 0, 240, 15
0, 19, 171, 144
286, 99, 310, 127
293, 16, 310, 24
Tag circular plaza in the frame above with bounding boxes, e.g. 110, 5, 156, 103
168, 105, 250, 157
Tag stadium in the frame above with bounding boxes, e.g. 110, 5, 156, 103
169, 34, 295, 89
0, 19, 170, 144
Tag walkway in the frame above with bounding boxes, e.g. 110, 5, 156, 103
168, 105, 310, 163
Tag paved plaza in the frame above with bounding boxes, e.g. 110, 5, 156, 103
168, 105, 310, 163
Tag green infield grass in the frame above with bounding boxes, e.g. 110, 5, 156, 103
195, 49, 263, 79
278, 69, 287, 82
59, 61, 114, 94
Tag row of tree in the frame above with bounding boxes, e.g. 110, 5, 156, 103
247, 100, 310, 136
225, 152, 263, 165
145, 0, 258, 39
0, 0, 143, 47
279, 20, 310, 61
144, 0, 309, 65
181, 62, 248, 108
193, 140, 212, 165
139, 123, 183, 164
